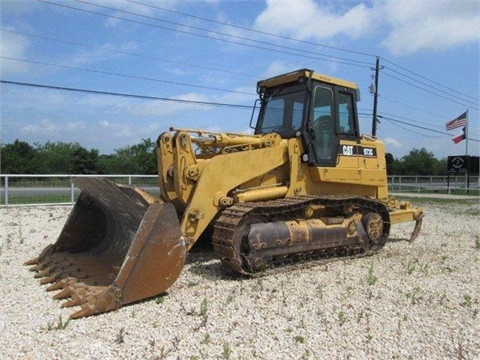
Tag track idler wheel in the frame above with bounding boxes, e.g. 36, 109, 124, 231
362, 212, 386, 251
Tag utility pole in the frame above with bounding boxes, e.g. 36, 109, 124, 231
371, 56, 380, 137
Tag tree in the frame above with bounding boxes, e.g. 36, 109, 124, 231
35, 141, 99, 174
1, 140, 37, 174
72, 147, 99, 174
400, 148, 440, 175
98, 138, 157, 174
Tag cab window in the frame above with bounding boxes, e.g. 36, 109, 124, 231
337, 92, 355, 136
311, 86, 335, 162
256, 90, 306, 137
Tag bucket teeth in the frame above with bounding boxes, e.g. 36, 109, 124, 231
62, 297, 84, 308
46, 280, 65, 292
70, 306, 95, 319
24, 257, 39, 266
34, 268, 51, 278
53, 287, 73, 300
40, 274, 58, 285
29, 264, 45, 272
25, 178, 185, 320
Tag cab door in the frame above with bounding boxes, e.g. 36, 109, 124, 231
309, 85, 337, 166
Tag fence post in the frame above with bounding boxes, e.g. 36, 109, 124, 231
70, 180, 75, 204
4, 176, 8, 206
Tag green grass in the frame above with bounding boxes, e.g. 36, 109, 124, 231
395, 196, 478, 205
200, 298, 208, 317
47, 315, 70, 331
390, 187, 479, 196
367, 262, 378, 285
1, 194, 77, 205
114, 327, 126, 344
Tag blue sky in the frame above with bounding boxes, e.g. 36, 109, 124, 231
1, 0, 479, 159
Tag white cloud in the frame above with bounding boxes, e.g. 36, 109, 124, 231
21, 118, 57, 134
381, 0, 480, 55
383, 137, 403, 149
125, 92, 213, 117
253, 0, 480, 56
65, 41, 140, 68
65, 121, 86, 131
254, 0, 375, 41
264, 61, 294, 78
103, 0, 185, 27
0, 29, 30, 74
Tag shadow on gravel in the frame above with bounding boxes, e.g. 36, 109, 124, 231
184, 239, 243, 281
388, 237, 412, 243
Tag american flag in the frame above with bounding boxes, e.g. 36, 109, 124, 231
446, 111, 467, 131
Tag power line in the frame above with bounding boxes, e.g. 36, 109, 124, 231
1, 56, 256, 95
124, 0, 376, 58
381, 117, 442, 138
124, 0, 479, 109
3, 79, 476, 143
0, 28, 258, 79
381, 96, 451, 121
0, 80, 253, 109
40, 1, 477, 112
381, 57, 479, 103
72, 0, 373, 67
379, 109, 447, 131
378, 114, 479, 142
383, 66, 479, 109
35, 0, 371, 69
382, 71, 479, 111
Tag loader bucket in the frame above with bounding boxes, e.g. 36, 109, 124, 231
25, 177, 186, 319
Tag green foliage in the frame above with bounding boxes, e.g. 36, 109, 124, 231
114, 327, 126, 344
222, 343, 232, 359
97, 138, 157, 174
4, 139, 451, 177
1, 140, 37, 174
386, 148, 447, 175
200, 298, 208, 317
35, 141, 94, 174
294, 335, 305, 344
47, 315, 70, 331
1, 138, 157, 175
367, 262, 378, 285
462, 294, 472, 307
71, 146, 99, 174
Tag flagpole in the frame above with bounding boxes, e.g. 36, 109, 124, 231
465, 109, 469, 156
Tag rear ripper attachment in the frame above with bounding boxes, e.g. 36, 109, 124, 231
25, 177, 186, 319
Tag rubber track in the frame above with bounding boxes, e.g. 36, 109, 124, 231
212, 195, 390, 276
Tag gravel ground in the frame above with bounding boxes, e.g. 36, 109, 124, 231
0, 198, 479, 359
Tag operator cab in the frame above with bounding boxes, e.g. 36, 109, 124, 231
254, 69, 360, 166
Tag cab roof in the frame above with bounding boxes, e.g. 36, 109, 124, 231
257, 68, 357, 91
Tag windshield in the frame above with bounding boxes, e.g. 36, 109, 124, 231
255, 90, 307, 137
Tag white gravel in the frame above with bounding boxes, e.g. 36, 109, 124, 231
0, 199, 479, 359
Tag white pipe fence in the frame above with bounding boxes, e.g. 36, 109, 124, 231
0, 174, 158, 206
0, 174, 478, 206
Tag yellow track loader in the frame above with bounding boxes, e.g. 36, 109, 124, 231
27, 69, 423, 319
